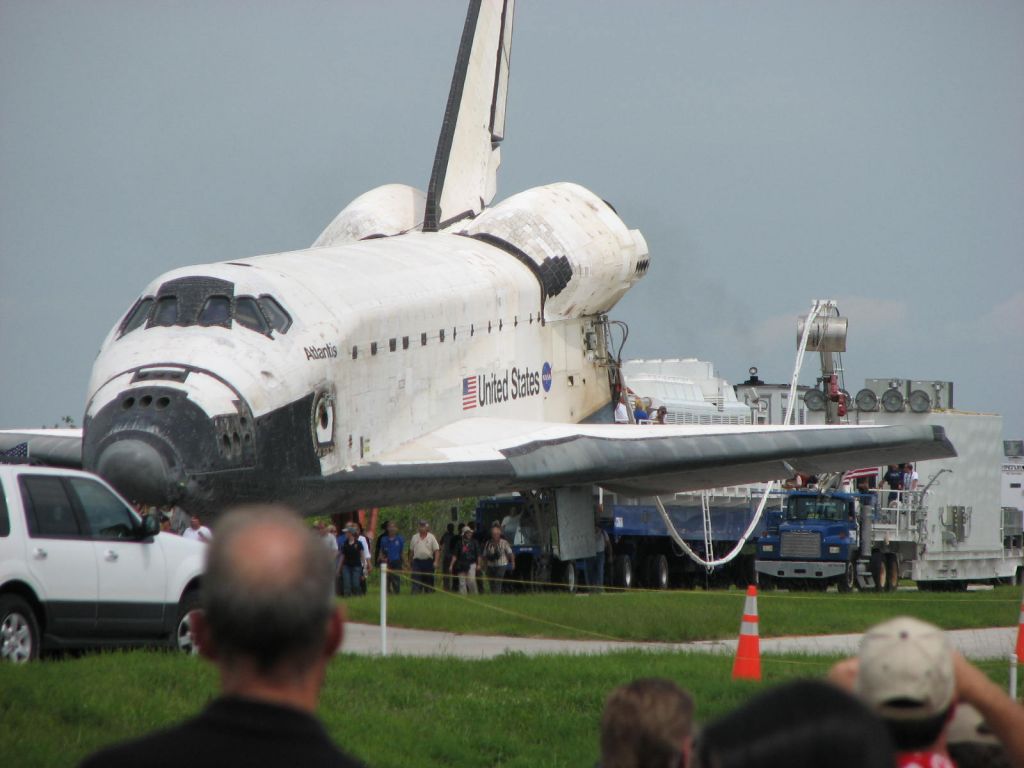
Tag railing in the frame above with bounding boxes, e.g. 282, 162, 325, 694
871, 489, 925, 539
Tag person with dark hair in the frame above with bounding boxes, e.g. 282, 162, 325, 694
353, 521, 371, 594
694, 679, 894, 768
439, 522, 456, 591
884, 463, 903, 506
449, 526, 480, 595
372, 519, 388, 566
338, 525, 367, 597
79, 506, 361, 768
182, 514, 212, 542
600, 677, 694, 768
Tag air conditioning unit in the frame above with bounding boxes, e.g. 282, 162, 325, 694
910, 380, 953, 411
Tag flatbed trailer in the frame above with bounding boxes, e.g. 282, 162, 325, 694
474, 489, 772, 591
602, 491, 771, 588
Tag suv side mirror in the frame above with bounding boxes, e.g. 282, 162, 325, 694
139, 514, 160, 539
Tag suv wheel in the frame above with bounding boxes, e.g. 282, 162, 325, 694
174, 592, 201, 654
0, 595, 40, 664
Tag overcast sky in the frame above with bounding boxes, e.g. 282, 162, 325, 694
1, 1, 1021, 439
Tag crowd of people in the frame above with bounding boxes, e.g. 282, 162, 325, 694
613, 392, 668, 424
600, 615, 1024, 767
79, 505, 1024, 768
314, 517, 519, 597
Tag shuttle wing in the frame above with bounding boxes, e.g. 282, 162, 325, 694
0, 429, 83, 468
334, 419, 956, 505
423, 0, 514, 231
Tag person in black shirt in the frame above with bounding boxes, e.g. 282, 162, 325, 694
883, 464, 903, 506
439, 522, 456, 591
339, 525, 367, 597
449, 526, 480, 594
80, 507, 363, 768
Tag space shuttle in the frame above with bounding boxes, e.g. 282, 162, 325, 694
2, 0, 953, 542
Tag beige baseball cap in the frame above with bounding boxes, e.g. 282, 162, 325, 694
856, 617, 955, 720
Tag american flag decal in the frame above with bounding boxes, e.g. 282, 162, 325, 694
0, 442, 29, 461
462, 376, 478, 410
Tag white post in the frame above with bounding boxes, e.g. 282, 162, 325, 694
380, 563, 388, 657
1010, 653, 1018, 700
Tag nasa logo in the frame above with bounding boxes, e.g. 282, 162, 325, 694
542, 362, 552, 392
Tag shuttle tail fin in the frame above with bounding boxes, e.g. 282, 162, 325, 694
423, 0, 514, 232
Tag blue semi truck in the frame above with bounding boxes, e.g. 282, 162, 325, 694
754, 489, 888, 592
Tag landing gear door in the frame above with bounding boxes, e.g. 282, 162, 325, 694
553, 486, 597, 562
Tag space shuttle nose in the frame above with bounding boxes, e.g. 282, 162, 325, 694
94, 438, 179, 505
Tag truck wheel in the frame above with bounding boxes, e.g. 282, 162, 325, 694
0, 595, 40, 664
614, 555, 633, 590
560, 561, 577, 594
757, 573, 775, 591
885, 554, 900, 592
648, 555, 669, 590
174, 591, 201, 654
527, 558, 542, 593
869, 552, 887, 592
837, 561, 856, 593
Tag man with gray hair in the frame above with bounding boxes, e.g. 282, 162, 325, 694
80, 506, 363, 768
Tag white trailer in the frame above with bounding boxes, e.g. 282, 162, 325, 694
804, 385, 1024, 587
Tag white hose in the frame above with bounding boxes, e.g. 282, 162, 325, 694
655, 300, 824, 570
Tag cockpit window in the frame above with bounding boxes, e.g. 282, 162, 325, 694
118, 278, 292, 340
151, 296, 179, 327
235, 296, 269, 335
121, 297, 154, 336
259, 295, 292, 334
198, 295, 231, 327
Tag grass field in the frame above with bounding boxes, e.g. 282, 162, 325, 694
342, 575, 1021, 643
1, 649, 1013, 768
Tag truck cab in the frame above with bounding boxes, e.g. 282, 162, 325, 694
755, 490, 871, 591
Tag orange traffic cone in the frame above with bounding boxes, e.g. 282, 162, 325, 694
732, 584, 762, 681
1016, 591, 1024, 663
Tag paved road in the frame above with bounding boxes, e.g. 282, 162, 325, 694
342, 622, 1018, 661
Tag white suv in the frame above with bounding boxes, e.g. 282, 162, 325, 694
0, 464, 205, 662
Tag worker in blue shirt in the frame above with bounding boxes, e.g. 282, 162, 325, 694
378, 521, 406, 594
